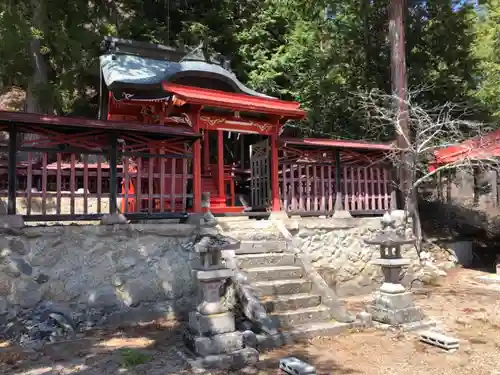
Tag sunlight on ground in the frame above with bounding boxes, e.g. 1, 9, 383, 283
97, 337, 155, 350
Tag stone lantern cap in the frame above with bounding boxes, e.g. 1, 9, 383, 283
194, 234, 241, 253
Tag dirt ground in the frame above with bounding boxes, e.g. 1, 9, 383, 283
2, 267, 500, 375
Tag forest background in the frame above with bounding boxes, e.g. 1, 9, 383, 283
0, 0, 498, 141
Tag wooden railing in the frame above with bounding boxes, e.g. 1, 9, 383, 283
0, 149, 192, 221
279, 162, 393, 214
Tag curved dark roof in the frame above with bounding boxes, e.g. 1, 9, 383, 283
100, 54, 272, 100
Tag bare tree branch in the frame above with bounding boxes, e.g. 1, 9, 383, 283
356, 88, 499, 248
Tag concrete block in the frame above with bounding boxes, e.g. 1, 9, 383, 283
419, 331, 459, 351
280, 357, 316, 375
189, 311, 235, 336
193, 331, 243, 357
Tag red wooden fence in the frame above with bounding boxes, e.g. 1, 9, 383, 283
279, 162, 392, 214
0, 150, 192, 219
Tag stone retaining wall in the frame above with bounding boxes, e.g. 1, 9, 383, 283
286, 216, 429, 297
0, 223, 203, 326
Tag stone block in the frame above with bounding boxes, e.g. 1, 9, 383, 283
200, 347, 259, 370
189, 311, 235, 336
193, 331, 243, 356
253, 279, 312, 297
0, 215, 24, 230
195, 269, 233, 281
236, 253, 295, 269
235, 241, 287, 254
270, 306, 331, 328
372, 291, 415, 310
355, 311, 373, 328
100, 213, 127, 225
246, 266, 303, 282
370, 304, 424, 326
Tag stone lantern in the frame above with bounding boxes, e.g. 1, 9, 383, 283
364, 212, 425, 327
184, 233, 259, 370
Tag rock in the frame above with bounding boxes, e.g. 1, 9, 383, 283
111, 275, 125, 287
83, 287, 121, 308
10, 280, 42, 308
34, 273, 49, 284
119, 279, 166, 307
7, 258, 33, 277
0, 296, 8, 314
9, 239, 29, 255
0, 275, 12, 296
116, 257, 137, 271
101, 213, 128, 225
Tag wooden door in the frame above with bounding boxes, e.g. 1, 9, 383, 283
250, 139, 270, 209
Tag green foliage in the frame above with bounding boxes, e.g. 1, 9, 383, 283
472, 0, 500, 119
0, 0, 497, 135
119, 348, 152, 368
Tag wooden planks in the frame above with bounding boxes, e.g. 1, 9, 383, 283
279, 162, 391, 214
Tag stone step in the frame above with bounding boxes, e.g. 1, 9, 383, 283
246, 266, 304, 282
225, 230, 285, 241
256, 322, 352, 349
234, 241, 287, 254
270, 306, 332, 329
253, 279, 312, 297
262, 293, 322, 313
236, 253, 295, 268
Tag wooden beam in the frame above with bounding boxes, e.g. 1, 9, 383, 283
191, 107, 202, 212
334, 149, 343, 211
217, 130, 225, 201
271, 133, 280, 211
199, 115, 277, 135
7, 124, 17, 214
109, 134, 118, 214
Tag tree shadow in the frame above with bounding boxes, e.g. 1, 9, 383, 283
419, 198, 500, 272
2, 322, 363, 375
256, 340, 362, 375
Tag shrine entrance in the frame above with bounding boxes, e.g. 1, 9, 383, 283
249, 138, 271, 209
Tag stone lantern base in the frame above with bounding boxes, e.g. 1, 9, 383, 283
369, 258, 425, 327
369, 288, 424, 326
183, 312, 259, 370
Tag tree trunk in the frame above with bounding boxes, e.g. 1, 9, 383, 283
22, 0, 51, 162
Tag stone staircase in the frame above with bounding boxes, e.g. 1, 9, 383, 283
219, 218, 354, 341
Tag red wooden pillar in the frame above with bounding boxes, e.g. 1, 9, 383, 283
217, 130, 225, 202
191, 108, 202, 212
203, 130, 210, 173
270, 133, 280, 211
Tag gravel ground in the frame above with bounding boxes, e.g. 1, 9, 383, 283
1, 268, 500, 375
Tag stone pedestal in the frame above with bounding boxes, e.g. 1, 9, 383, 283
365, 212, 425, 328
183, 233, 259, 370
370, 259, 424, 325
